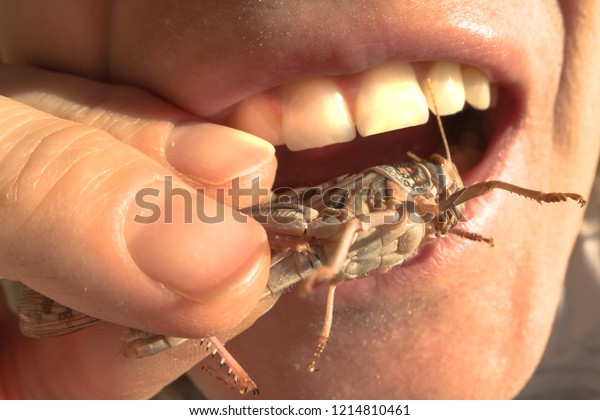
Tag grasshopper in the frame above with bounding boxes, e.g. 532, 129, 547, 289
3, 80, 586, 395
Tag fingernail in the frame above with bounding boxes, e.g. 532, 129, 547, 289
166, 123, 275, 186
125, 182, 269, 301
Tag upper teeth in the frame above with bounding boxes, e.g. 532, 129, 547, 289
355, 62, 429, 137
282, 76, 356, 151
228, 61, 493, 151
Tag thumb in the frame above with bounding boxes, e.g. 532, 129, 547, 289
0, 94, 270, 338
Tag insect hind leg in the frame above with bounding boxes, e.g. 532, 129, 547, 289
298, 207, 401, 297
441, 180, 587, 211
298, 218, 363, 297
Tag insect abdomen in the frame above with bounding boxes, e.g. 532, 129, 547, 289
321, 220, 426, 279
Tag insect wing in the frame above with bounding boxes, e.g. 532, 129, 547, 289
18, 285, 101, 338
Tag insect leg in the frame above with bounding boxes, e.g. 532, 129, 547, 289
307, 277, 343, 373
206, 336, 259, 395
449, 228, 494, 247
298, 217, 363, 297
300, 207, 404, 372
124, 333, 258, 394
440, 180, 586, 211
299, 207, 403, 297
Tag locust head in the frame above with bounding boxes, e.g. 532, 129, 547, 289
424, 153, 464, 199
419, 153, 465, 237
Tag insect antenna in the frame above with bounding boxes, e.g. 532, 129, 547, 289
426, 78, 453, 164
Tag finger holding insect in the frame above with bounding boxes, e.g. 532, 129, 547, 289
0, 94, 272, 346
0, 66, 281, 387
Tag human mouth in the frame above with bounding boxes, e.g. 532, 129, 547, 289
217, 52, 521, 299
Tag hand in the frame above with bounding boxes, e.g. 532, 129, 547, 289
0, 65, 277, 398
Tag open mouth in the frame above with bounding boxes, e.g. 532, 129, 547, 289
213, 58, 523, 305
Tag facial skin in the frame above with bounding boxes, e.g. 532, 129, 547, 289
0, 1, 598, 399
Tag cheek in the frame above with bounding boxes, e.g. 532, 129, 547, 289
374, 266, 554, 398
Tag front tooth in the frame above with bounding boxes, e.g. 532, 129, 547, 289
421, 61, 466, 115
462, 65, 491, 110
282, 76, 355, 151
355, 62, 429, 137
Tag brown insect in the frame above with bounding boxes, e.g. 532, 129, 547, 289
3, 80, 586, 395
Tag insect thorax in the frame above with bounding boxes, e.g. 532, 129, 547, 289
367, 163, 434, 194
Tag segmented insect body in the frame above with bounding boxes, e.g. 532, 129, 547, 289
6, 81, 587, 394
246, 163, 435, 290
